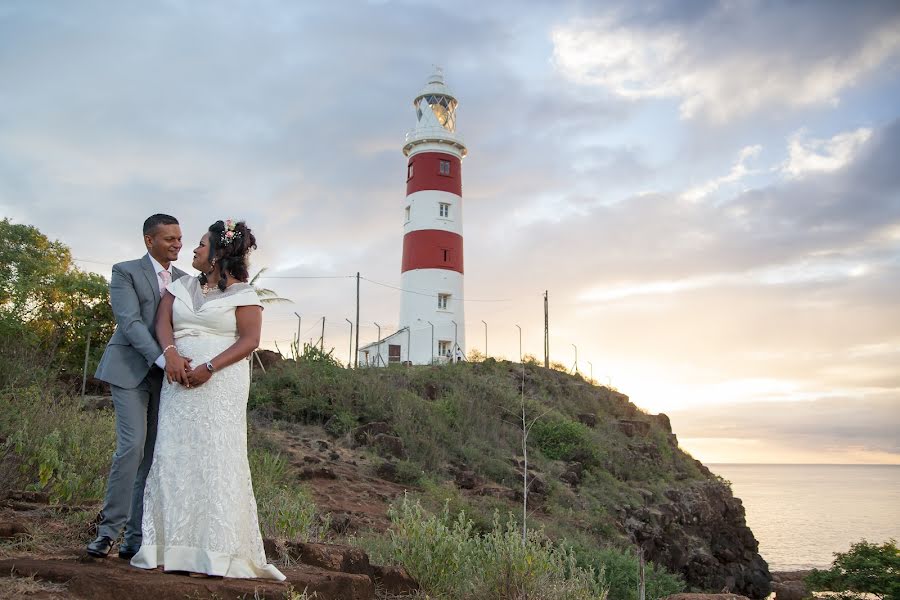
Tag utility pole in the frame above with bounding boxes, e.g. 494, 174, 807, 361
354, 272, 360, 368
374, 322, 383, 367
320, 316, 325, 352
451, 320, 458, 361
543, 290, 549, 368
345, 318, 353, 368
426, 321, 434, 364
81, 328, 92, 401
482, 319, 487, 358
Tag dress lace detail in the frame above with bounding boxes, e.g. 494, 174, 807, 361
131, 277, 283, 581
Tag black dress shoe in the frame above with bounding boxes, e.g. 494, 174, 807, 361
118, 544, 140, 560
86, 535, 114, 558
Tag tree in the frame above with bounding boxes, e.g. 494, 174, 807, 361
806, 539, 899, 600
249, 268, 291, 305
0, 219, 114, 376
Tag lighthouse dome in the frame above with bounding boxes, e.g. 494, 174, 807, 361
413, 67, 458, 132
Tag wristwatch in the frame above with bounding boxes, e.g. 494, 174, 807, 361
205, 361, 216, 373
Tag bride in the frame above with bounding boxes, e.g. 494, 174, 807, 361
130, 219, 285, 581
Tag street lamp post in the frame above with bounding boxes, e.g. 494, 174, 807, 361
587, 361, 593, 384
451, 320, 458, 362
345, 318, 353, 368
427, 321, 434, 364
374, 322, 382, 367
571, 343, 578, 374
482, 320, 488, 358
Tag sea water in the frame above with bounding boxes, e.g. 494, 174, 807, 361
708, 464, 900, 571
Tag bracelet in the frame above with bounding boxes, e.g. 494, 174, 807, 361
163, 344, 178, 355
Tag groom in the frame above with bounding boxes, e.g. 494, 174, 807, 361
87, 214, 189, 559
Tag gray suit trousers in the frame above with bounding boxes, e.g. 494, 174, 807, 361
97, 368, 162, 545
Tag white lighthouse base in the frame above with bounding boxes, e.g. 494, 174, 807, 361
398, 268, 465, 365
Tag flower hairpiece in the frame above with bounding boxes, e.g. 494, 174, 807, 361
220, 218, 242, 246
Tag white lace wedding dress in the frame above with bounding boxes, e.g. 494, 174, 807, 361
131, 276, 285, 581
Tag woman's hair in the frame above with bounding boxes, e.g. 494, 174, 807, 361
206, 220, 257, 291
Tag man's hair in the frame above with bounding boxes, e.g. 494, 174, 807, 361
143, 214, 179, 236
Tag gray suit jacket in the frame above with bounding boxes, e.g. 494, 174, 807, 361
95, 255, 188, 389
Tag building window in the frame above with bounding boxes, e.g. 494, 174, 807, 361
439, 202, 449, 218
405, 206, 410, 222
388, 344, 401, 363
438, 293, 450, 310
442, 248, 450, 262
407, 163, 414, 180
439, 160, 451, 176
438, 340, 451, 358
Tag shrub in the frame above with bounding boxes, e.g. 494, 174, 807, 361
531, 416, 596, 463
806, 538, 899, 600
249, 446, 329, 543
0, 386, 115, 502
577, 546, 685, 600
360, 495, 608, 600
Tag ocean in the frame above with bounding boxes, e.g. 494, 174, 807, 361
708, 464, 900, 572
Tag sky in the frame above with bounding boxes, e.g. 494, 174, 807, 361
1, 0, 898, 464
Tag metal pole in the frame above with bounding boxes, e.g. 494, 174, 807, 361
544, 291, 549, 369
427, 321, 434, 364
320, 316, 325, 352
482, 319, 487, 358
294, 312, 301, 347
405, 327, 411, 365
375, 322, 382, 367
588, 361, 593, 384
571, 343, 578, 373
515, 324, 522, 363
81, 329, 92, 401
354, 272, 360, 368
451, 320, 457, 362
345, 318, 353, 368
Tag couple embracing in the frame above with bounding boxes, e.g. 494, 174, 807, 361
87, 214, 284, 581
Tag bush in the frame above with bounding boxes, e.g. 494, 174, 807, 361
806, 538, 899, 600
531, 416, 596, 463
249, 446, 329, 542
0, 386, 115, 502
360, 495, 608, 600
577, 546, 685, 600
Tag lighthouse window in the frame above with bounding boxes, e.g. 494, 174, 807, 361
407, 163, 414, 180
438, 293, 450, 310
439, 160, 451, 176
439, 203, 450, 218
405, 206, 410, 222
442, 248, 450, 262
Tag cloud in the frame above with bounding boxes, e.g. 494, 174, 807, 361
551, 3, 900, 122
783, 128, 873, 178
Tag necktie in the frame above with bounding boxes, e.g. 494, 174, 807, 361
159, 269, 171, 296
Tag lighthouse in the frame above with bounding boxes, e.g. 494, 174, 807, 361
399, 68, 467, 364
356, 68, 467, 367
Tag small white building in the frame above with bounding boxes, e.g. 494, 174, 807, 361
359, 68, 468, 367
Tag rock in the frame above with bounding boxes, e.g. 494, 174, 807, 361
82, 395, 113, 411
454, 469, 478, 490
577, 413, 597, 427
373, 434, 405, 458
770, 571, 812, 583
525, 474, 547, 496
0, 556, 374, 600
284, 541, 372, 576
329, 451, 340, 461
303, 455, 322, 464
662, 594, 750, 600
0, 520, 28, 540
254, 349, 283, 371
772, 580, 807, 600
375, 462, 399, 482
618, 419, 652, 437
651, 412, 672, 432
352, 422, 392, 446
560, 462, 583, 486
316, 440, 331, 451
372, 564, 419, 595
329, 512, 353, 534
299, 466, 337, 480
8, 490, 50, 504
474, 484, 518, 502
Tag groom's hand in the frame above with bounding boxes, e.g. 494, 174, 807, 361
165, 353, 193, 386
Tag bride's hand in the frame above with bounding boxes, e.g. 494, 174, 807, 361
186, 366, 212, 388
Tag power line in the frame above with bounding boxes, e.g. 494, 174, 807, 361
360, 276, 512, 303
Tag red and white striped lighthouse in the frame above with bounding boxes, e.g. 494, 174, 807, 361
399, 68, 468, 364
